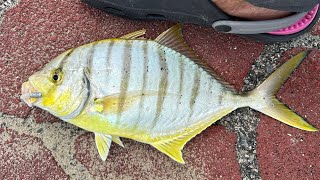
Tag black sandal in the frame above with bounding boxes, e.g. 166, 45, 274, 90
82, 0, 320, 43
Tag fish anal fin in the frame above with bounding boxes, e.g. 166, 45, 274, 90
152, 139, 185, 164
155, 24, 237, 93
120, 29, 146, 39
151, 108, 234, 164
112, 136, 124, 147
95, 133, 112, 161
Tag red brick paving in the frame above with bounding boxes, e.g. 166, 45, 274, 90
311, 21, 320, 35
0, 0, 319, 179
257, 49, 320, 179
0, 128, 69, 179
186, 126, 241, 179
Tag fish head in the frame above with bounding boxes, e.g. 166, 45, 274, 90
21, 49, 90, 119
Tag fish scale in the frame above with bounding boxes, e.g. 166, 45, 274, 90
21, 25, 318, 164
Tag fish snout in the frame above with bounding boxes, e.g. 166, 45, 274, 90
20, 81, 42, 107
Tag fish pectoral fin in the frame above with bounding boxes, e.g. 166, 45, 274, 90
112, 136, 124, 148
95, 133, 112, 161
93, 91, 159, 114
120, 29, 146, 39
151, 108, 234, 164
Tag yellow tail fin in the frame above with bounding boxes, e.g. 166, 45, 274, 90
247, 51, 317, 131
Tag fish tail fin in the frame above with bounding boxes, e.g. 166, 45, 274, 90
246, 51, 317, 131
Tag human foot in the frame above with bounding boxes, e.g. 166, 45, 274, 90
212, 0, 292, 20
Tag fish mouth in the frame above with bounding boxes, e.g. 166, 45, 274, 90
20, 81, 42, 107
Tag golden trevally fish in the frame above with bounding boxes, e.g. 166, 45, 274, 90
21, 25, 317, 164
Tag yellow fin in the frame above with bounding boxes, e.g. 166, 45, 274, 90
155, 24, 237, 93
95, 133, 112, 161
255, 51, 311, 95
152, 139, 185, 164
261, 98, 317, 131
155, 24, 198, 60
112, 136, 124, 147
120, 29, 146, 39
93, 91, 159, 114
248, 51, 317, 131
151, 108, 234, 164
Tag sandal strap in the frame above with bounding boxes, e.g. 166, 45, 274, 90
213, 12, 307, 34
82, 0, 230, 26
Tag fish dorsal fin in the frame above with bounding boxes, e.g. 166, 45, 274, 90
155, 24, 197, 59
112, 136, 124, 147
95, 133, 112, 161
120, 29, 146, 39
151, 108, 234, 164
155, 24, 237, 93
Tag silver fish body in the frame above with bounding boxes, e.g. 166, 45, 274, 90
62, 39, 241, 136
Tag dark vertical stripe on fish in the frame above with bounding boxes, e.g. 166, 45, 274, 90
151, 49, 168, 129
103, 41, 115, 95
117, 42, 132, 121
86, 43, 96, 73
218, 89, 226, 105
90, 41, 113, 96
58, 48, 74, 69
189, 69, 201, 118
178, 57, 184, 106
171, 56, 184, 124
135, 42, 149, 130
105, 41, 115, 72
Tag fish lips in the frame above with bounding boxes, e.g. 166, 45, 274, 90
20, 81, 41, 107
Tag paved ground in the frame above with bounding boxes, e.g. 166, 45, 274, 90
0, 0, 319, 179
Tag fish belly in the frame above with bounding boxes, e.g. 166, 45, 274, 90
84, 39, 234, 139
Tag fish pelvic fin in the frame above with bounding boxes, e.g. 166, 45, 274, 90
151, 108, 234, 164
246, 51, 317, 131
112, 136, 125, 148
95, 133, 112, 161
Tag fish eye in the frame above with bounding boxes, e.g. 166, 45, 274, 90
53, 74, 59, 81
51, 69, 63, 83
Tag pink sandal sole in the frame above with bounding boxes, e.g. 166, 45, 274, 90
268, 4, 319, 35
